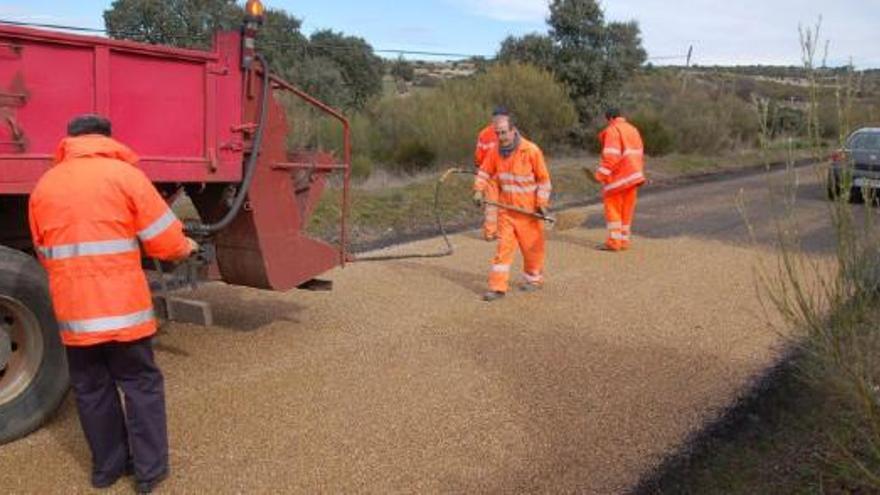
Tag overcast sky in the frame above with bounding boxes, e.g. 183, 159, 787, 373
0, 0, 877, 67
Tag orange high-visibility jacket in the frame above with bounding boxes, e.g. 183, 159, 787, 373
474, 124, 498, 167
594, 117, 645, 196
474, 135, 551, 211
29, 135, 191, 347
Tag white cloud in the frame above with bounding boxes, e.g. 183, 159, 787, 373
450, 0, 549, 23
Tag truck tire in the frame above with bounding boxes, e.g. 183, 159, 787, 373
0, 246, 68, 444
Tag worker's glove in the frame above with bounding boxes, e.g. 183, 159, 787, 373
472, 190, 484, 207
185, 237, 200, 256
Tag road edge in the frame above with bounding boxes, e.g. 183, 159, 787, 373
349, 157, 820, 255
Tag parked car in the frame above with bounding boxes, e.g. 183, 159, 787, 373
828, 127, 880, 201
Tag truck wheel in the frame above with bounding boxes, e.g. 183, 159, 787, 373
0, 246, 68, 444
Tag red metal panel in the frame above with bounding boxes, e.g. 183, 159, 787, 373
10, 43, 95, 152
213, 33, 244, 179
207, 69, 340, 290
0, 24, 349, 291
0, 24, 244, 191
109, 53, 206, 158
94, 46, 110, 115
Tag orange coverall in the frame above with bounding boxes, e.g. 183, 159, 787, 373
594, 117, 645, 251
475, 124, 500, 239
475, 135, 551, 292
29, 134, 192, 346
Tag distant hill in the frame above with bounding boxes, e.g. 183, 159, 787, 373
399, 61, 879, 99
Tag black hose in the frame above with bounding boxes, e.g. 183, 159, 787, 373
352, 168, 474, 262
187, 53, 271, 236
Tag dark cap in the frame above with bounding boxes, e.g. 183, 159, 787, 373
492, 105, 510, 117
67, 114, 112, 137
604, 108, 621, 120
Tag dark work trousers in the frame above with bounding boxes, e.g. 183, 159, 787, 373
65, 337, 168, 485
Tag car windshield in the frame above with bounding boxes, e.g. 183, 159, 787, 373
849, 132, 880, 151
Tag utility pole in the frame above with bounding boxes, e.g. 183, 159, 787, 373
681, 44, 694, 94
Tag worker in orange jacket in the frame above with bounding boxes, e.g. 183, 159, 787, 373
593, 108, 645, 251
473, 113, 552, 301
474, 106, 510, 240
29, 115, 197, 493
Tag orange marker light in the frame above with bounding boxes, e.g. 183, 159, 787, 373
245, 0, 265, 20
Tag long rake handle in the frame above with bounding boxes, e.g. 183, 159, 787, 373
483, 199, 556, 224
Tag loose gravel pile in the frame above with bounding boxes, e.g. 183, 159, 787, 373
0, 225, 804, 494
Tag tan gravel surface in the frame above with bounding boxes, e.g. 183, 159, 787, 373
0, 166, 832, 494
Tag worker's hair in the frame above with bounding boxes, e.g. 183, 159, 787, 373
493, 112, 516, 130
67, 114, 112, 137
492, 105, 510, 117
604, 108, 621, 120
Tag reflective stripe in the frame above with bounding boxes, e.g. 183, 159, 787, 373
478, 142, 496, 150
59, 308, 154, 334
624, 149, 644, 157
501, 184, 538, 194
597, 167, 612, 176
604, 171, 645, 193
522, 271, 542, 283
485, 205, 498, 213
38, 238, 139, 260
477, 170, 491, 180
607, 221, 622, 229
602, 147, 622, 155
538, 191, 551, 199
498, 172, 536, 184
138, 209, 177, 242
622, 224, 631, 232
610, 232, 626, 240
537, 181, 552, 190
492, 264, 511, 273
621, 233, 631, 240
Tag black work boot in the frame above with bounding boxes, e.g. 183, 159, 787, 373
135, 469, 168, 494
91, 459, 133, 489
482, 291, 505, 302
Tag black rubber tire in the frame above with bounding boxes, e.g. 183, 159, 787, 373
0, 246, 68, 445
851, 187, 866, 204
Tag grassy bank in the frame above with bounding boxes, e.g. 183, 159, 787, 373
635, 23, 880, 493
637, 139, 879, 493
636, 343, 878, 494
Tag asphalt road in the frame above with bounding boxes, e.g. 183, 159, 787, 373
0, 164, 837, 494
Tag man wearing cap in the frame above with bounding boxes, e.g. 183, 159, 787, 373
28, 114, 198, 493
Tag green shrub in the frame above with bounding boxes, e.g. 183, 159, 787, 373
630, 113, 674, 156
621, 72, 760, 154
364, 63, 577, 172
473, 63, 579, 148
393, 141, 436, 171
350, 155, 373, 180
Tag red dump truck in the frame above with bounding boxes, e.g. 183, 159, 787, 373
0, 2, 350, 443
